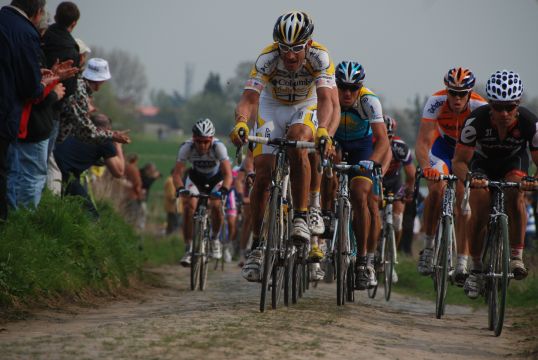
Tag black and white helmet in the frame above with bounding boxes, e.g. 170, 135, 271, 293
486, 70, 523, 101
273, 11, 314, 45
192, 118, 215, 137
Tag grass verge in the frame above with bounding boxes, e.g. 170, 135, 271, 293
395, 253, 538, 308
0, 192, 143, 313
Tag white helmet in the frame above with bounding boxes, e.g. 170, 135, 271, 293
192, 118, 215, 137
486, 70, 523, 101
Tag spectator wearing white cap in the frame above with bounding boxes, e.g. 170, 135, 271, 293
56, 57, 130, 146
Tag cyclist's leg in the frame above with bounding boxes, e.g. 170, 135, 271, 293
504, 168, 529, 280
308, 150, 325, 236
418, 150, 448, 275
350, 176, 373, 290
180, 176, 199, 266
454, 179, 471, 283
366, 191, 381, 287
320, 149, 341, 235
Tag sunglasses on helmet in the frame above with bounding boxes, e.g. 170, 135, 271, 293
447, 89, 470, 98
337, 83, 362, 92
278, 42, 307, 53
490, 102, 518, 113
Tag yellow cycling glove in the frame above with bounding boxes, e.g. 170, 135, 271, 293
230, 121, 249, 146
315, 127, 333, 147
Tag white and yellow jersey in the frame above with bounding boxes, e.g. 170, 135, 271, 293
245, 41, 336, 105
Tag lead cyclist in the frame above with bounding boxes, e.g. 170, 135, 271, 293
229, 11, 340, 282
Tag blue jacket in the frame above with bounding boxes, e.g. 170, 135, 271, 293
0, 6, 43, 142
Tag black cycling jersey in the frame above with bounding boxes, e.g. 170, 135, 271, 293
459, 105, 538, 159
385, 136, 413, 178
459, 105, 538, 179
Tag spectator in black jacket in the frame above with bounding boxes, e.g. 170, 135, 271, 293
0, 0, 55, 221
7, 7, 72, 210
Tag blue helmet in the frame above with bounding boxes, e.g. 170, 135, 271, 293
335, 61, 365, 86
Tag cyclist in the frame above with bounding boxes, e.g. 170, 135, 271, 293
173, 118, 233, 266
320, 61, 390, 290
222, 167, 240, 263
229, 11, 340, 282
452, 70, 538, 298
379, 115, 416, 283
415, 67, 487, 284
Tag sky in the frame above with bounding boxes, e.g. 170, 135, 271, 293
7, 0, 538, 108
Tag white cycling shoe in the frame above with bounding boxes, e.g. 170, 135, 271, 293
308, 207, 325, 236
241, 249, 262, 282
210, 239, 222, 259
291, 217, 310, 244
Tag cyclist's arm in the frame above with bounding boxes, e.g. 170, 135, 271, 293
403, 162, 416, 190
220, 159, 233, 190
415, 120, 437, 169
370, 122, 390, 165
531, 150, 538, 176
316, 86, 336, 130
452, 144, 474, 181
172, 161, 186, 189
235, 89, 259, 125
379, 144, 392, 174
327, 86, 341, 136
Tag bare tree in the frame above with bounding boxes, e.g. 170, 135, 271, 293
92, 47, 148, 105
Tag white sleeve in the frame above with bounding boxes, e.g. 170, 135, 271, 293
214, 141, 230, 161
176, 142, 191, 162
361, 95, 384, 124
422, 95, 445, 120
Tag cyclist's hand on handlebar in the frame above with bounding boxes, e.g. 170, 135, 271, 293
521, 176, 537, 191
176, 187, 191, 198
470, 174, 488, 188
316, 127, 333, 156
230, 121, 249, 147
358, 160, 375, 172
211, 186, 229, 200
423, 167, 441, 181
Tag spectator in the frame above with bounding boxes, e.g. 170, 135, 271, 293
58, 57, 131, 145
0, 0, 54, 221
123, 153, 144, 228
139, 162, 161, 230
164, 169, 180, 235
53, 113, 124, 219
7, 8, 77, 210
47, 37, 89, 195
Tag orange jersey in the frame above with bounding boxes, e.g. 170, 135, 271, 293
421, 90, 487, 142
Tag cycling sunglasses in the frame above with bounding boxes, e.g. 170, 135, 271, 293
490, 102, 518, 112
337, 83, 362, 92
278, 42, 307, 53
447, 89, 470, 98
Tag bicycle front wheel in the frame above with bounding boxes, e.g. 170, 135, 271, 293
435, 215, 452, 319
260, 187, 280, 312
199, 236, 209, 291
190, 213, 205, 291
488, 215, 510, 336
384, 224, 396, 302
336, 198, 350, 306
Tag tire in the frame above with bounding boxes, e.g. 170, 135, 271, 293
284, 245, 294, 307
384, 224, 396, 302
336, 198, 350, 306
190, 210, 205, 291
199, 233, 209, 291
346, 258, 355, 302
292, 255, 301, 304
435, 216, 452, 319
488, 215, 509, 337
260, 187, 280, 313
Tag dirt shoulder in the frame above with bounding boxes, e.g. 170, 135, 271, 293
0, 265, 535, 359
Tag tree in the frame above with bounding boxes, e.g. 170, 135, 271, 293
92, 47, 148, 105
224, 61, 254, 103
178, 92, 234, 135
203, 72, 223, 95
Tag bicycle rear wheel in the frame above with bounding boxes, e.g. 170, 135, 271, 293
292, 251, 302, 304
336, 198, 350, 306
260, 187, 280, 312
384, 224, 396, 302
435, 215, 452, 319
283, 244, 294, 306
488, 215, 509, 336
